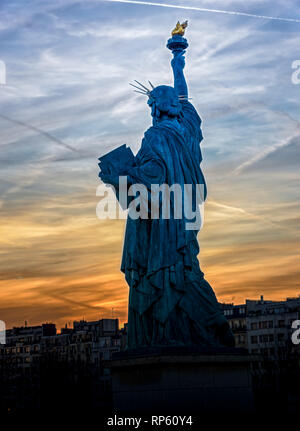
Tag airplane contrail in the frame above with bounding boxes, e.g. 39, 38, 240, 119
0, 113, 82, 154
102, 0, 300, 23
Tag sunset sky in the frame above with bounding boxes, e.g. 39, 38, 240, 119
0, 0, 299, 330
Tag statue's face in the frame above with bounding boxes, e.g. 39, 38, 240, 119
148, 85, 179, 119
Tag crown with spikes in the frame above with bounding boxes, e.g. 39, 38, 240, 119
129, 80, 154, 96
129, 80, 191, 100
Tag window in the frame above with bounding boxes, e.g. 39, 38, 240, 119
251, 322, 258, 330
238, 335, 245, 344
278, 320, 285, 328
259, 321, 269, 329
257, 334, 267, 343
251, 335, 258, 344
224, 309, 233, 316
233, 321, 240, 329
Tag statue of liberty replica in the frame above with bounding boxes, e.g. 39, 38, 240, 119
99, 22, 234, 350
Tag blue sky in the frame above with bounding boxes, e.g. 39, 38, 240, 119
0, 0, 299, 328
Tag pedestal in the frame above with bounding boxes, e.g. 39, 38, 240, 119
106, 347, 255, 414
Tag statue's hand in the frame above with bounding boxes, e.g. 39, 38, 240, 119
171, 51, 185, 71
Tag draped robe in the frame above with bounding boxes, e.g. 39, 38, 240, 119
120, 101, 230, 348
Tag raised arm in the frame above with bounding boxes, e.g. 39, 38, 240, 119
171, 50, 188, 98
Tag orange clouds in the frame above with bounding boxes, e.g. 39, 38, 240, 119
0, 189, 299, 330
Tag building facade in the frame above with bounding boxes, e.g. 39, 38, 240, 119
221, 296, 300, 358
0, 318, 125, 369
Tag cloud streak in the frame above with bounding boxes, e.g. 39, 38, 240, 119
101, 0, 300, 23
0, 114, 82, 154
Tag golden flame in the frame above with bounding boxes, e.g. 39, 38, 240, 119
171, 20, 188, 36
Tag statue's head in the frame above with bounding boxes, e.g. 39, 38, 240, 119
147, 85, 181, 120
130, 81, 182, 122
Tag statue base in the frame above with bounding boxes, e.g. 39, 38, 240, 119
105, 347, 256, 415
